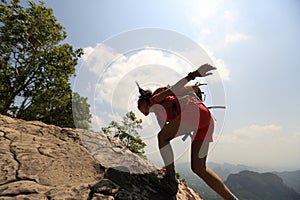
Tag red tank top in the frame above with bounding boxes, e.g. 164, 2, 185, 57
150, 88, 180, 123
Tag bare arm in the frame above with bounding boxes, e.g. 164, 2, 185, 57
157, 118, 165, 129
152, 64, 216, 102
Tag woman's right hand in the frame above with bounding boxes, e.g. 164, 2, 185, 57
194, 64, 216, 77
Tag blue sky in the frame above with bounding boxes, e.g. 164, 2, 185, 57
24, 0, 300, 170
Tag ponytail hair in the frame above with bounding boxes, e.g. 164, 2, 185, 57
136, 82, 152, 107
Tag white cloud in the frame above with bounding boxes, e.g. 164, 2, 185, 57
82, 43, 120, 74
217, 124, 282, 144
184, 0, 253, 48
210, 124, 300, 170
181, 1, 234, 81
214, 58, 230, 81
200, 44, 230, 81
94, 48, 191, 111
225, 33, 251, 44
233, 124, 282, 138
91, 112, 125, 132
222, 9, 252, 45
77, 44, 196, 130
223, 10, 235, 24
81, 46, 94, 61
200, 28, 212, 35
91, 114, 105, 131
184, 0, 224, 26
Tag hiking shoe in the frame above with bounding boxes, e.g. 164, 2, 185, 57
160, 170, 179, 196
156, 168, 166, 179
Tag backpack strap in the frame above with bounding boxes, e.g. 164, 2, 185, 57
182, 132, 193, 141
152, 86, 179, 118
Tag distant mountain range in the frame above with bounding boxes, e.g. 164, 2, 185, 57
274, 170, 300, 194
176, 162, 300, 200
225, 171, 300, 200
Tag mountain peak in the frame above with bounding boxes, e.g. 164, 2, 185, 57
225, 170, 300, 200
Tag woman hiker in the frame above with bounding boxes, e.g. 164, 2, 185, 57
137, 64, 239, 200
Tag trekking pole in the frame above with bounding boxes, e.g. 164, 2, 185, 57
207, 106, 226, 109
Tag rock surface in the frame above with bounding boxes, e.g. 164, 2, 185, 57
0, 115, 203, 200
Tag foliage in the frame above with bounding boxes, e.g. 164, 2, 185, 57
102, 111, 147, 158
72, 92, 91, 129
0, 0, 91, 128
175, 172, 186, 184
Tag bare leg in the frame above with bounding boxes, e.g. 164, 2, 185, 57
157, 120, 194, 171
158, 136, 175, 171
191, 140, 237, 200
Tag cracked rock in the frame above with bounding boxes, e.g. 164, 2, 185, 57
0, 115, 103, 199
0, 115, 203, 200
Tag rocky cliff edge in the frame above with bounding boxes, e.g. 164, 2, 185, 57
0, 115, 202, 200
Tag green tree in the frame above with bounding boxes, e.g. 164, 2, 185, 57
72, 92, 91, 129
102, 111, 147, 158
0, 0, 91, 128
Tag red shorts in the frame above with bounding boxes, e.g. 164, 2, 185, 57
176, 102, 214, 142
193, 118, 214, 142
